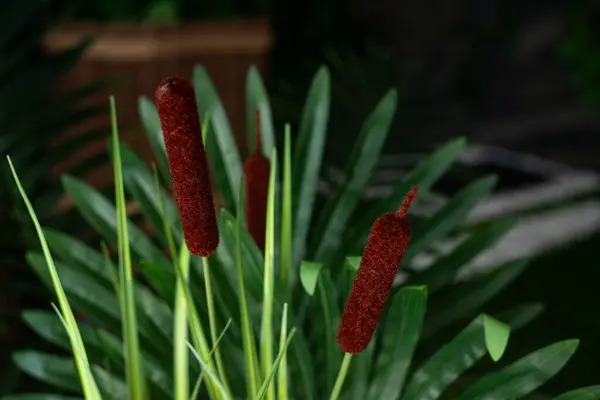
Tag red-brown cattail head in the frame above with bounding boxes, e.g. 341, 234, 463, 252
155, 76, 219, 257
244, 109, 270, 252
337, 186, 419, 354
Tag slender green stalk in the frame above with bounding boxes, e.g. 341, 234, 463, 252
328, 353, 353, 400
202, 256, 232, 395
277, 303, 289, 400
174, 246, 191, 400
260, 148, 278, 400
237, 177, 260, 398
280, 124, 293, 300
111, 96, 146, 400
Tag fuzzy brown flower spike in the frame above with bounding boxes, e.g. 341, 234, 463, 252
244, 109, 270, 252
155, 77, 219, 257
337, 186, 419, 354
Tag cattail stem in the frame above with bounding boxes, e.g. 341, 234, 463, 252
202, 256, 232, 396
328, 353, 353, 400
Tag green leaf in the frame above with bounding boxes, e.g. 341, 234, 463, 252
403, 305, 542, 400
315, 270, 342, 391
26, 252, 121, 332
138, 260, 176, 305
246, 66, 275, 156
554, 386, 600, 400
483, 314, 510, 362
404, 175, 497, 263
346, 257, 360, 271
280, 124, 293, 297
193, 65, 243, 212
299, 261, 323, 296
411, 218, 515, 293
291, 66, 331, 267
371, 286, 427, 400
60, 174, 171, 270
458, 340, 579, 400
113, 140, 181, 246
423, 258, 529, 337
311, 89, 397, 265
42, 228, 112, 287
348, 137, 466, 246
12, 351, 82, 393
138, 96, 171, 186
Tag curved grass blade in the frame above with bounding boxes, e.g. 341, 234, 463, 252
458, 340, 579, 400
187, 342, 233, 400
311, 89, 397, 265
256, 327, 297, 400
370, 286, 427, 400
246, 66, 275, 156
292, 66, 331, 267
8, 156, 101, 399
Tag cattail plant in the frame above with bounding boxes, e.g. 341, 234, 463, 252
244, 109, 270, 252
155, 76, 219, 257
7, 65, 598, 400
338, 187, 418, 354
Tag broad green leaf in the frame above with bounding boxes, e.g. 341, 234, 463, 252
42, 228, 112, 287
371, 286, 427, 400
111, 140, 181, 246
458, 340, 579, 400
315, 270, 342, 391
483, 314, 510, 362
138, 260, 176, 305
348, 137, 466, 246
26, 252, 121, 333
403, 304, 543, 400
291, 66, 331, 267
554, 386, 600, 400
299, 261, 323, 296
137, 96, 170, 186
423, 258, 530, 337
404, 175, 497, 263
311, 89, 397, 265
412, 218, 515, 293
61, 174, 171, 270
246, 66, 275, 156
193, 65, 243, 212
12, 352, 83, 393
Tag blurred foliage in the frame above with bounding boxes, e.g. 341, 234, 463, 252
0, 0, 110, 394
559, 0, 600, 108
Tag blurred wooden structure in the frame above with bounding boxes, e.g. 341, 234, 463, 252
44, 20, 272, 189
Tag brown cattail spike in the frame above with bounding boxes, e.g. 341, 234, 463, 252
155, 76, 219, 257
244, 109, 270, 252
337, 186, 419, 354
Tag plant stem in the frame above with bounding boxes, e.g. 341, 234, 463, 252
328, 353, 353, 400
203, 256, 232, 396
